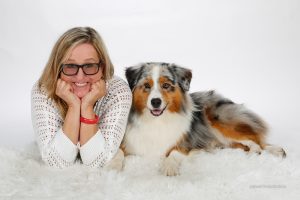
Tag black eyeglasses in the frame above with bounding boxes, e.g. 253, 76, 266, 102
60, 62, 101, 76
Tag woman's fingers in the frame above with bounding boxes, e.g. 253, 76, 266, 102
81, 80, 106, 108
56, 79, 80, 107
92, 79, 106, 98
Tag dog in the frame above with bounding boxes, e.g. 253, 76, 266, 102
116, 62, 286, 176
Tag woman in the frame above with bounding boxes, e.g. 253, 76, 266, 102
31, 27, 132, 168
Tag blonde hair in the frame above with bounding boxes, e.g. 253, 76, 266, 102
38, 27, 114, 117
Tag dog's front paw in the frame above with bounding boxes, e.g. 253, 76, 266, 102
104, 149, 125, 171
264, 145, 286, 158
160, 156, 181, 176
248, 145, 262, 155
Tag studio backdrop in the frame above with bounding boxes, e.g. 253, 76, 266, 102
0, 0, 299, 149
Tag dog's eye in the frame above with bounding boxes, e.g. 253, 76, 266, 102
144, 83, 151, 90
162, 83, 171, 89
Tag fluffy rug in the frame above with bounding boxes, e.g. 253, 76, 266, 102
0, 143, 299, 200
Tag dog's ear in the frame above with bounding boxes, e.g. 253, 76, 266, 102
169, 64, 192, 92
125, 65, 144, 90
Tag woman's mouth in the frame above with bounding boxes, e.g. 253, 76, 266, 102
75, 82, 88, 87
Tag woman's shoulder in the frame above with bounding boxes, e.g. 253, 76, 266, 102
107, 76, 131, 94
31, 81, 48, 97
107, 76, 128, 86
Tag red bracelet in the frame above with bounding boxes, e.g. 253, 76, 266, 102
80, 115, 99, 124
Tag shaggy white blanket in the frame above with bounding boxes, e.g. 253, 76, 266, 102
0, 143, 299, 200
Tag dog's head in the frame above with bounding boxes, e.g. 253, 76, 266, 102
125, 62, 192, 116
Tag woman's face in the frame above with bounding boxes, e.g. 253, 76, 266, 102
60, 43, 103, 98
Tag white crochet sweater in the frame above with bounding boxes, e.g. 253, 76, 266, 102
31, 76, 132, 168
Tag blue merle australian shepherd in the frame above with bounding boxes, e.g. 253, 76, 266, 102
116, 62, 285, 176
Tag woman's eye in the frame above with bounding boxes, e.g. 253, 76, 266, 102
144, 83, 151, 89
162, 83, 171, 89
65, 64, 77, 68
84, 63, 94, 68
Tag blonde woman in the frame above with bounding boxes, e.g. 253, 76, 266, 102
31, 27, 132, 168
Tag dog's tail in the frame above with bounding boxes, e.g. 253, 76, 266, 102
191, 91, 268, 138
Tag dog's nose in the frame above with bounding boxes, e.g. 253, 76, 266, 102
151, 98, 162, 108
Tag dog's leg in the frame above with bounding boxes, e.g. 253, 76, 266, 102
263, 144, 286, 158
160, 150, 187, 176
238, 140, 263, 154
104, 149, 125, 171
230, 142, 250, 151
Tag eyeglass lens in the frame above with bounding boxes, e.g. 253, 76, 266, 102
62, 63, 100, 75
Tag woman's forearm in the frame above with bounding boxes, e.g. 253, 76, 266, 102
79, 105, 99, 146
62, 105, 81, 144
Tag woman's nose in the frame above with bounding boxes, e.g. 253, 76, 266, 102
75, 68, 86, 80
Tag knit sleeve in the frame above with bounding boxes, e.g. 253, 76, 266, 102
79, 77, 132, 168
31, 83, 78, 168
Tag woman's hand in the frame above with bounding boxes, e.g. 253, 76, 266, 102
81, 79, 106, 112
55, 79, 81, 108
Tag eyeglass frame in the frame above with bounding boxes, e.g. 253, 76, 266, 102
60, 62, 102, 76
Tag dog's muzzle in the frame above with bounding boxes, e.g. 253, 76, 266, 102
151, 98, 162, 108
150, 98, 166, 116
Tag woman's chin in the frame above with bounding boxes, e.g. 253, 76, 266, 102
74, 90, 89, 99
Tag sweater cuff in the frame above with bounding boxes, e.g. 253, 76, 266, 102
53, 128, 79, 162
79, 130, 105, 165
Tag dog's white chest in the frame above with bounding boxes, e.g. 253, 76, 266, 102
124, 112, 191, 157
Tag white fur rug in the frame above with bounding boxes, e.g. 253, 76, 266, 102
0, 143, 299, 200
